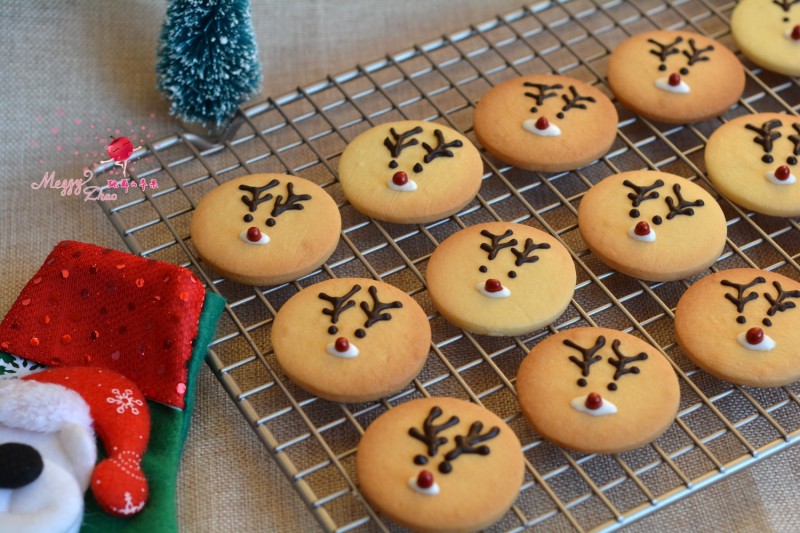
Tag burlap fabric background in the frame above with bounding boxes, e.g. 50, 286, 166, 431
2, 1, 799, 531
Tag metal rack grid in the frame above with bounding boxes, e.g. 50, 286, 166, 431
94, 0, 800, 531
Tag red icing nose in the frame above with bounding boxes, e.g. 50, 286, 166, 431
668, 73, 681, 86
392, 171, 409, 186
334, 337, 350, 352
246, 227, 262, 242
775, 165, 791, 181
484, 279, 503, 293
745, 327, 764, 345
417, 470, 434, 489
535, 116, 550, 130
792, 25, 800, 41
585, 392, 603, 410
634, 221, 651, 236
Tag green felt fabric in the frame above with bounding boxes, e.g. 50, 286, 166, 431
80, 291, 225, 533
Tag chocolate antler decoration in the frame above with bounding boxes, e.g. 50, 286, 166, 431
664, 183, 705, 220
721, 277, 766, 316
789, 124, 800, 157
764, 281, 800, 317
479, 229, 518, 260
773, 0, 800, 12
745, 119, 783, 154
648, 36, 683, 62
607, 339, 648, 390
383, 126, 422, 158
623, 179, 664, 207
360, 285, 403, 328
564, 336, 605, 387
560, 86, 596, 114
511, 238, 551, 267
272, 182, 311, 216
239, 179, 280, 212
319, 284, 361, 324
682, 38, 714, 66
268, 182, 312, 226
439, 421, 500, 474
409, 406, 459, 457
422, 129, 463, 164
523, 82, 564, 108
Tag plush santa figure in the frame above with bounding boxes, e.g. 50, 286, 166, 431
0, 367, 150, 532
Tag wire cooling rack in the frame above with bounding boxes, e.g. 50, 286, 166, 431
93, 0, 800, 531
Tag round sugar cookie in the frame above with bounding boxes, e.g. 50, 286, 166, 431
337, 120, 483, 224
356, 397, 524, 533
607, 30, 744, 124
732, 0, 800, 77
675, 269, 800, 387
426, 222, 576, 337
578, 170, 727, 282
516, 327, 680, 454
272, 278, 431, 403
191, 174, 341, 286
473, 74, 618, 172
705, 113, 800, 217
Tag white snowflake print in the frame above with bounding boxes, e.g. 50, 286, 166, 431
106, 388, 143, 415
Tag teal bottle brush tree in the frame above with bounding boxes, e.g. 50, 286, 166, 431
157, 0, 262, 142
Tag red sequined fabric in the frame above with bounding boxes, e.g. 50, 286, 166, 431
0, 241, 206, 408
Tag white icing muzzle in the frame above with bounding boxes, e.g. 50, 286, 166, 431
570, 394, 618, 416
737, 331, 776, 351
655, 77, 690, 94
765, 169, 797, 185
522, 119, 562, 137
408, 475, 440, 495
387, 177, 418, 192
239, 229, 270, 245
627, 225, 656, 243
475, 282, 511, 298
326, 341, 360, 358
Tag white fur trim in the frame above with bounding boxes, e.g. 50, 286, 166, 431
0, 380, 92, 434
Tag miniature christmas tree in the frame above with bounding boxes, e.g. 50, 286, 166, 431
156, 0, 262, 129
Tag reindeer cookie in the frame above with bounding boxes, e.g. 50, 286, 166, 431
272, 278, 430, 403
356, 397, 524, 533
337, 121, 483, 224
705, 113, 800, 217
426, 222, 576, 336
578, 170, 727, 281
607, 30, 744, 124
473, 74, 618, 172
516, 327, 680, 454
732, 0, 800, 77
675, 269, 800, 387
190, 174, 341, 285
